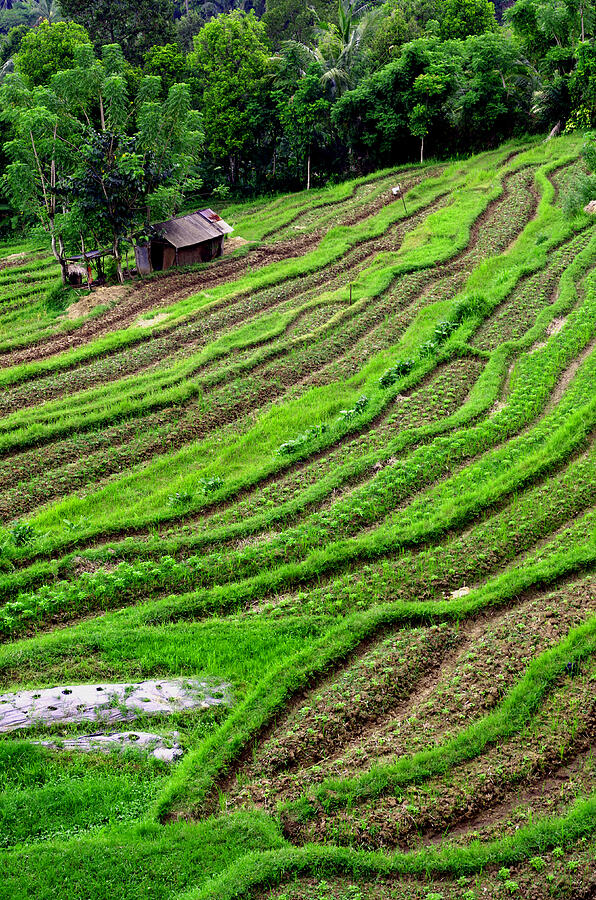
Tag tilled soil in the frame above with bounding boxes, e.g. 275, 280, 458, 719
224, 578, 596, 830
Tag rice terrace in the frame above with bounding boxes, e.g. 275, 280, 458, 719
1, 133, 596, 900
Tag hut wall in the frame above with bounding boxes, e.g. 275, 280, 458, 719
163, 245, 176, 270
178, 244, 205, 266
177, 237, 222, 267
137, 234, 225, 273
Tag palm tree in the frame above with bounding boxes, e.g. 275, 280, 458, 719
281, 0, 381, 98
25, 0, 61, 23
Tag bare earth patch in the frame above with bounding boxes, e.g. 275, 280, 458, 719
223, 236, 250, 255
547, 316, 566, 335
135, 312, 168, 328
64, 284, 127, 320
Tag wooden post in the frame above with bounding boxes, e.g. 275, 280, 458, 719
80, 233, 92, 290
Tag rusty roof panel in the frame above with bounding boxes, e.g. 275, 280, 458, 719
198, 208, 234, 234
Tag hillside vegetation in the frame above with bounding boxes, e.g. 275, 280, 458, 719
0, 134, 595, 899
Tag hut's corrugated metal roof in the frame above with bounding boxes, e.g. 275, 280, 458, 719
154, 210, 233, 249
155, 212, 223, 249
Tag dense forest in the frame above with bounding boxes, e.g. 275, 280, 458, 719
1, 0, 596, 239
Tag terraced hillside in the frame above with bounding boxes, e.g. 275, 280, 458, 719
0, 135, 595, 900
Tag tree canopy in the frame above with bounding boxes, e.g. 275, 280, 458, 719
1, 0, 596, 226
15, 19, 90, 84
58, 0, 176, 64
190, 10, 269, 181
1, 42, 202, 279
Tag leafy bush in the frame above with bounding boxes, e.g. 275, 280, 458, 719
168, 491, 193, 507
198, 477, 224, 494
8, 523, 35, 547
337, 396, 368, 421
379, 359, 414, 387
278, 424, 328, 455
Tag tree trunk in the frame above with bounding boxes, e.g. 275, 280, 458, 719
420, 136, 424, 164
51, 233, 67, 284
81, 233, 92, 290
307, 151, 311, 190
113, 239, 124, 284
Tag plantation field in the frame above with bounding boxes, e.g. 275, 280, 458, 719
0, 134, 595, 899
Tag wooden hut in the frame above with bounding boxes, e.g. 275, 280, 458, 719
134, 209, 233, 275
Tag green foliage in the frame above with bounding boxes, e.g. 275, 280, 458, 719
0, 24, 29, 66
190, 11, 269, 180
278, 74, 332, 187
14, 20, 91, 86
263, 0, 336, 48
144, 42, 189, 93
379, 359, 414, 387
570, 40, 596, 124
440, 0, 497, 39
58, 0, 176, 65
333, 32, 526, 163
1, 44, 203, 277
7, 522, 34, 546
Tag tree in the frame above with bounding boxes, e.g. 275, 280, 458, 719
505, 0, 592, 64
569, 40, 596, 124
58, 0, 176, 64
14, 20, 90, 85
408, 102, 429, 161
24, 0, 61, 24
450, 32, 531, 147
0, 22, 27, 79
263, 0, 336, 48
1, 43, 203, 281
283, 0, 382, 99
190, 10, 270, 183
440, 0, 497, 40
332, 37, 461, 166
506, 0, 595, 130
176, 10, 205, 51
144, 42, 188, 92
0, 1, 38, 35
368, 2, 416, 68
278, 72, 331, 187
